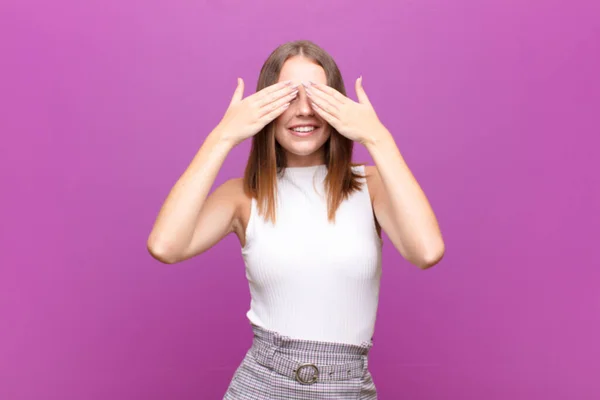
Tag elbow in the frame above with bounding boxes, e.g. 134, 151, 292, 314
415, 240, 445, 270
146, 236, 183, 265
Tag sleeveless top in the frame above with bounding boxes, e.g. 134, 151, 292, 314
241, 164, 383, 345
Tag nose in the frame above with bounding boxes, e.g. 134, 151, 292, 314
294, 86, 315, 116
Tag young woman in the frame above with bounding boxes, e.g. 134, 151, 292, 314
147, 40, 444, 399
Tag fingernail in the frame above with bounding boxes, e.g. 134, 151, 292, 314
302, 81, 310, 88
284, 80, 292, 85
291, 90, 298, 97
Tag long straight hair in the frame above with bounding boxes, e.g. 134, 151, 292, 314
243, 40, 363, 223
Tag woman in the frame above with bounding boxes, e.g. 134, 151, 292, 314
147, 40, 444, 399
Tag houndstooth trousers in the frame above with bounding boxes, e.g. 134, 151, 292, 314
223, 323, 378, 399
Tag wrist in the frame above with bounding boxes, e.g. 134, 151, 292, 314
210, 125, 240, 150
361, 125, 392, 150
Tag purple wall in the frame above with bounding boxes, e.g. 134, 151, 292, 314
1, 0, 598, 399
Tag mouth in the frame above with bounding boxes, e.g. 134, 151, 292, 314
288, 124, 321, 138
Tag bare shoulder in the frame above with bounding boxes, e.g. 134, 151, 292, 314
361, 165, 383, 237
217, 177, 245, 196
216, 176, 250, 214
217, 177, 252, 244
362, 165, 382, 203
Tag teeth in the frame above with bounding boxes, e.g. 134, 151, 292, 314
291, 126, 316, 133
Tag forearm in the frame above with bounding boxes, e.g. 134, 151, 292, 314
364, 128, 444, 267
147, 128, 234, 259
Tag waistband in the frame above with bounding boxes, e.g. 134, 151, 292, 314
249, 323, 373, 385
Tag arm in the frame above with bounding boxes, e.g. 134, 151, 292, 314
365, 129, 445, 269
303, 78, 444, 269
146, 130, 238, 264
147, 78, 297, 264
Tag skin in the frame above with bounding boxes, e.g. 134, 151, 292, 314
147, 56, 445, 270
272, 57, 331, 167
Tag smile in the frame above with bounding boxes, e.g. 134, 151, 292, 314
289, 125, 320, 137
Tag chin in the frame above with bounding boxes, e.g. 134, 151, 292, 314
284, 143, 324, 157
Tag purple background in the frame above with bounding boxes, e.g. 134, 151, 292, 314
1, 0, 599, 399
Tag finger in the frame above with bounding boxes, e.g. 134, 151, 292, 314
310, 101, 337, 126
256, 81, 298, 108
229, 77, 244, 106
307, 81, 346, 105
306, 88, 339, 118
256, 80, 293, 100
355, 76, 371, 105
260, 100, 291, 123
258, 88, 298, 118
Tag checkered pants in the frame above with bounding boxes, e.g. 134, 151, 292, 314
223, 323, 377, 399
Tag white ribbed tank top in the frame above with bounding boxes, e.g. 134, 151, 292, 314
241, 164, 383, 345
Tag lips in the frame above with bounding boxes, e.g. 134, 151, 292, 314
289, 124, 319, 129
288, 121, 321, 138
288, 125, 320, 137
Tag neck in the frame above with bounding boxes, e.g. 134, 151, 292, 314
284, 150, 325, 168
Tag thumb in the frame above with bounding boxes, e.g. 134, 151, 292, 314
229, 77, 244, 106
355, 76, 371, 105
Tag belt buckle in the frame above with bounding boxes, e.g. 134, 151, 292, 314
294, 363, 319, 385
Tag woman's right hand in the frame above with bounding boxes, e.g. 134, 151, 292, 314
215, 78, 299, 146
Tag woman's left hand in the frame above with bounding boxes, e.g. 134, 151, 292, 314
304, 77, 386, 144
